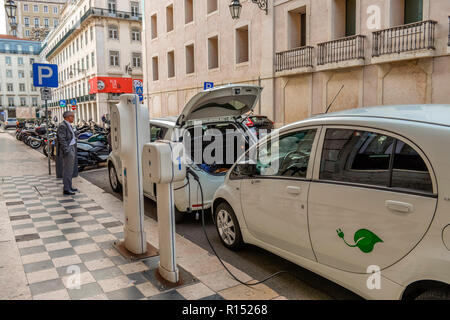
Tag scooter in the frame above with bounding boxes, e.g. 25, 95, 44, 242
77, 140, 110, 171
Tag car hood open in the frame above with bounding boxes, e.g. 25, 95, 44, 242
176, 84, 262, 126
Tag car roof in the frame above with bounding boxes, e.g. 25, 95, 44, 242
312, 104, 450, 127
150, 117, 177, 127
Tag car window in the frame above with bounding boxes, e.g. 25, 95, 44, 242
320, 129, 433, 193
254, 129, 317, 178
150, 125, 166, 142
392, 141, 432, 193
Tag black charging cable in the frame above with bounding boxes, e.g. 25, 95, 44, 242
186, 168, 292, 287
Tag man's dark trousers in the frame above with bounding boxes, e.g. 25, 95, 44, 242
63, 144, 76, 192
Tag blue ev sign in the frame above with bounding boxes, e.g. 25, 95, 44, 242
33, 63, 59, 88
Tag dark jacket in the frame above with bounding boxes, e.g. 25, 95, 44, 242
56, 121, 78, 179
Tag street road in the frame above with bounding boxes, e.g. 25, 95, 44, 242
80, 167, 362, 300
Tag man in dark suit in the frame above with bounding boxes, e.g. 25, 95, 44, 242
57, 111, 78, 195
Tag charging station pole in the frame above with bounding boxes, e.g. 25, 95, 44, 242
110, 95, 155, 256
143, 141, 185, 284
156, 182, 179, 283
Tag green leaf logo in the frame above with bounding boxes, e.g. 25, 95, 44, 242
336, 228, 383, 253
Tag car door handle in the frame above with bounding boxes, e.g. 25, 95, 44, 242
385, 200, 414, 214
286, 186, 301, 195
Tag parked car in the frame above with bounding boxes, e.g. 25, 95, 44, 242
108, 84, 260, 222
212, 104, 450, 300
244, 114, 274, 139
2, 118, 17, 130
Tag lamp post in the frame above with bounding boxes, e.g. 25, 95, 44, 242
4, 0, 18, 31
229, 0, 268, 19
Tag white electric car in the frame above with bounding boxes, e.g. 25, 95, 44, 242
108, 84, 260, 222
212, 104, 450, 300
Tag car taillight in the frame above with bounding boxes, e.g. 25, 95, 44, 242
245, 118, 254, 127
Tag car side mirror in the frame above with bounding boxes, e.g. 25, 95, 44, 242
236, 163, 257, 177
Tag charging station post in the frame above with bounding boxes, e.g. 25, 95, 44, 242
143, 141, 186, 284
110, 94, 155, 256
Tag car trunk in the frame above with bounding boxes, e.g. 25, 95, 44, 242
177, 84, 262, 176
183, 122, 250, 176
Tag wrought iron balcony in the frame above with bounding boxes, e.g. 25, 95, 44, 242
275, 46, 314, 72
317, 35, 365, 65
372, 20, 437, 57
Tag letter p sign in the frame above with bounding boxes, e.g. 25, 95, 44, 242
33, 63, 59, 88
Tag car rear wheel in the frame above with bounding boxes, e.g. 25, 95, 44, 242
109, 163, 122, 193
214, 202, 243, 250
415, 289, 450, 300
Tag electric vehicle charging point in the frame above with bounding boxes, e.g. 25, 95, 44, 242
110, 94, 158, 259
143, 141, 186, 284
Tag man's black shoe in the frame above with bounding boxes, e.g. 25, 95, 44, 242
63, 190, 76, 196
71, 188, 78, 192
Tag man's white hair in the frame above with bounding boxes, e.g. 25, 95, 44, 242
63, 111, 74, 119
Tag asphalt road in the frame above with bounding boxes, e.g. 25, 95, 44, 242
80, 167, 361, 300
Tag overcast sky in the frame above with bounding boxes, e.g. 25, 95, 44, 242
0, 0, 6, 34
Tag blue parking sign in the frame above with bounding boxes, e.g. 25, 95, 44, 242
33, 63, 59, 88
204, 82, 214, 90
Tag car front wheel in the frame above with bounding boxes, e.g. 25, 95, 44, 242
214, 202, 243, 250
109, 163, 122, 193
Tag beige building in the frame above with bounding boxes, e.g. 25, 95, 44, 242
143, 0, 450, 126
6, 0, 67, 41
40, 0, 143, 123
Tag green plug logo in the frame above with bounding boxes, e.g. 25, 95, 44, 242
336, 228, 383, 253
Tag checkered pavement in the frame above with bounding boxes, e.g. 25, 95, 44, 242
1, 175, 224, 300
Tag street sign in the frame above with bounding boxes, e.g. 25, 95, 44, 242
138, 94, 144, 102
60, 100, 67, 108
40, 88, 52, 101
70, 98, 77, 106
135, 86, 144, 94
204, 82, 214, 90
33, 63, 59, 88
72, 105, 77, 111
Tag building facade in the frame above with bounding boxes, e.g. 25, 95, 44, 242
143, 0, 450, 127
0, 35, 42, 121
6, 0, 68, 41
40, 0, 143, 123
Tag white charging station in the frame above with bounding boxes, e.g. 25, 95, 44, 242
143, 141, 186, 284
110, 94, 150, 255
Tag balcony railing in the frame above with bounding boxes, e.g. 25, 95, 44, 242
275, 46, 314, 72
45, 7, 142, 59
372, 20, 437, 57
317, 35, 365, 65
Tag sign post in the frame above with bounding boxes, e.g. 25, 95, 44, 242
33, 63, 58, 176
40, 88, 52, 175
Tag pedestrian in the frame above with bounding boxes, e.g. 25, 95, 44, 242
56, 111, 79, 195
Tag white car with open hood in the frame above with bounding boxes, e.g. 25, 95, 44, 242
107, 84, 260, 222
212, 104, 450, 300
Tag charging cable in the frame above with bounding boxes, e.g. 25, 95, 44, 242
186, 168, 292, 287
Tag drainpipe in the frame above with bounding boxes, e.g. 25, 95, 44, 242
142, 0, 150, 114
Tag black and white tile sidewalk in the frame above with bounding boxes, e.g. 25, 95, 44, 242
1, 175, 223, 300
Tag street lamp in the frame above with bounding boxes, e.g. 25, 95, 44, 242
4, 0, 18, 30
229, 0, 268, 20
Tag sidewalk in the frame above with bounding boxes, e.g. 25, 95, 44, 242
0, 131, 285, 300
